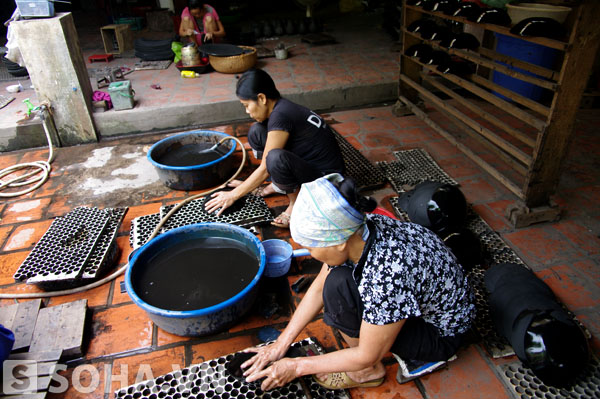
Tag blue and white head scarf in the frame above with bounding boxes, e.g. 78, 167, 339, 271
290, 173, 365, 248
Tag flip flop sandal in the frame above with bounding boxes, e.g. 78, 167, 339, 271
313, 372, 384, 390
270, 211, 291, 228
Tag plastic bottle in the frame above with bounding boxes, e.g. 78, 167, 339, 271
181, 71, 199, 78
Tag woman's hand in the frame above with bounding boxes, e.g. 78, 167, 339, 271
242, 342, 296, 391
246, 358, 298, 391
204, 189, 238, 215
203, 32, 213, 42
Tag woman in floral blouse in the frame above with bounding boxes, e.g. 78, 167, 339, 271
241, 173, 476, 391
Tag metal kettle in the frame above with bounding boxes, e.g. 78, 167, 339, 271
181, 43, 201, 66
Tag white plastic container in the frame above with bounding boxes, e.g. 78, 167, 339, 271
16, 0, 55, 18
506, 3, 572, 25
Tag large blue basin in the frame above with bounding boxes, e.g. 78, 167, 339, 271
125, 223, 265, 336
147, 130, 237, 191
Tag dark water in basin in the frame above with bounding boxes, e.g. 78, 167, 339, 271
156, 143, 228, 167
134, 237, 259, 311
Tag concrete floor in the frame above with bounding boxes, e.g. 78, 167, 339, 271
0, 9, 398, 150
0, 7, 599, 399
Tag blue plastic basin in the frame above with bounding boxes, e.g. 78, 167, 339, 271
147, 130, 237, 191
492, 34, 558, 102
125, 223, 265, 336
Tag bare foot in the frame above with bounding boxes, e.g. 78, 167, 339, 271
345, 362, 386, 383
315, 372, 328, 381
227, 179, 243, 188
258, 183, 277, 197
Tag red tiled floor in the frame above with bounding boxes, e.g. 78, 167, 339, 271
47, 361, 107, 399
0, 251, 28, 285
419, 346, 511, 399
86, 304, 153, 359
190, 335, 259, 364
1, 198, 52, 224
0, 226, 13, 250
46, 280, 112, 308
0, 105, 597, 399
110, 346, 187, 392
536, 265, 600, 311
0, 20, 599, 397
504, 225, 587, 269
2, 220, 53, 251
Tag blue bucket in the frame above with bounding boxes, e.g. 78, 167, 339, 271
125, 223, 265, 336
147, 130, 237, 191
492, 34, 557, 102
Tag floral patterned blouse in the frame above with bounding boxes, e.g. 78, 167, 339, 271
345, 214, 476, 337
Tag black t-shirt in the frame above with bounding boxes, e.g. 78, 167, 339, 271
264, 98, 344, 173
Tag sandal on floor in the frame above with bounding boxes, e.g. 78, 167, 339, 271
271, 211, 291, 228
313, 372, 384, 390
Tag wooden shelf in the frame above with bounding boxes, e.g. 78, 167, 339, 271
100, 24, 133, 55
398, 0, 600, 227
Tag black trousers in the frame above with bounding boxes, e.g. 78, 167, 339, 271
322, 267, 464, 362
247, 123, 343, 193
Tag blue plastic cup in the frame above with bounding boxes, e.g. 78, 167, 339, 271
262, 239, 310, 278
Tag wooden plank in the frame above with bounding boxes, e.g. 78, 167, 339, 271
523, 0, 600, 207
478, 47, 559, 81
405, 56, 547, 131
29, 299, 87, 358
412, 75, 529, 176
470, 74, 551, 118
422, 73, 537, 148
0, 393, 47, 399
404, 30, 558, 91
398, 94, 525, 199
399, 6, 424, 104
8, 350, 62, 362
405, 5, 569, 51
2, 361, 57, 380
0, 300, 42, 351
0, 376, 51, 395
401, 74, 533, 166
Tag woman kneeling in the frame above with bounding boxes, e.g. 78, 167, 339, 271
241, 173, 476, 391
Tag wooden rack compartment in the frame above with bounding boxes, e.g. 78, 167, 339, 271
397, 0, 600, 227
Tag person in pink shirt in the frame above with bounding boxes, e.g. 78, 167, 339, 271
179, 0, 225, 44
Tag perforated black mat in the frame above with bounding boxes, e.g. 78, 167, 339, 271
378, 148, 458, 193
332, 129, 386, 191
114, 338, 350, 399
499, 356, 600, 399
130, 195, 273, 249
14, 206, 127, 290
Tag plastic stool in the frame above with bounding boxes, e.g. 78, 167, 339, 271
88, 54, 114, 63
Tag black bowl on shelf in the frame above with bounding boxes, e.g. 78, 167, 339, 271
476, 8, 512, 26
451, 2, 482, 20
176, 60, 211, 74
432, 0, 460, 14
405, 44, 434, 59
449, 32, 481, 50
407, 19, 438, 37
420, 50, 451, 66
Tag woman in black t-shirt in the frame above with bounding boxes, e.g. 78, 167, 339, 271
205, 68, 345, 227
